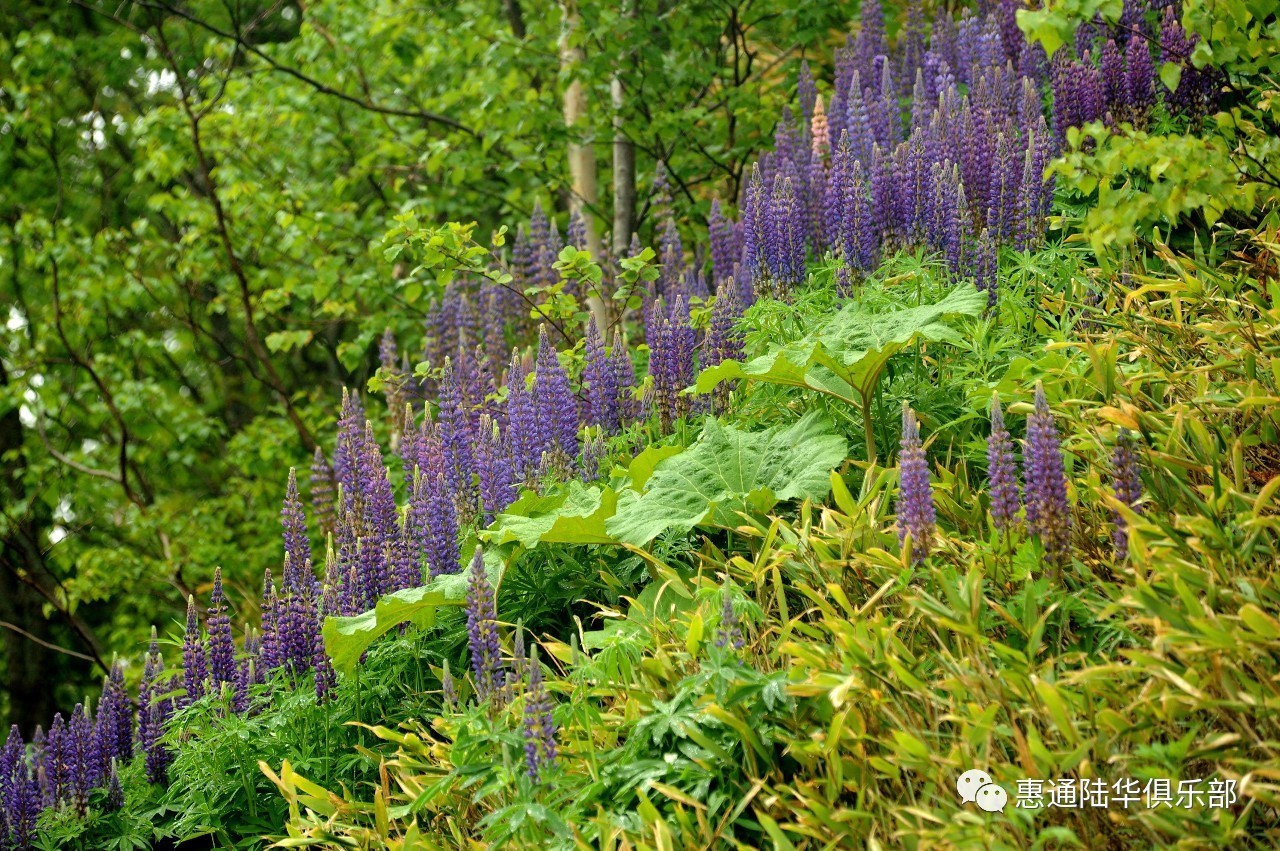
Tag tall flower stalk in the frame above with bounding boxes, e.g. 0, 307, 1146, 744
896, 404, 936, 563
1023, 383, 1072, 567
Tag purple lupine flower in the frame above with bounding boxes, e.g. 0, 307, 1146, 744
869, 143, 895, 243
741, 163, 768, 285
709, 199, 738, 285
465, 548, 502, 701
534, 326, 579, 463
422, 466, 460, 578
480, 286, 510, 376
583, 316, 621, 434
659, 218, 685, 296
1, 724, 22, 793
996, 0, 1022, 62
282, 467, 313, 580
2, 725, 26, 835
987, 394, 1021, 532
1015, 141, 1043, 252
903, 128, 933, 241
798, 58, 818, 128
279, 558, 319, 678
704, 283, 745, 370
182, 595, 207, 704
867, 60, 900, 153
95, 660, 132, 768
837, 264, 854, 297
1112, 428, 1143, 561
715, 591, 744, 651
896, 405, 936, 563
1159, 6, 1204, 116
5, 759, 39, 850
653, 297, 699, 429
439, 357, 477, 503
332, 389, 366, 502
310, 449, 336, 540
3, 727, 39, 848
767, 172, 806, 292
356, 421, 397, 599
475, 415, 518, 524
856, 0, 886, 84
234, 630, 253, 714
580, 429, 608, 481
1101, 38, 1126, 112
258, 569, 279, 672
105, 759, 123, 811
1023, 382, 1072, 565
207, 567, 236, 689
379, 328, 405, 424
67, 703, 93, 813
138, 627, 171, 784
42, 713, 68, 807
840, 158, 877, 272
610, 331, 638, 426
567, 209, 588, 251
504, 347, 538, 478
845, 75, 876, 167
930, 161, 967, 274
989, 130, 1020, 242
652, 160, 672, 215
522, 650, 557, 783
1125, 32, 1155, 117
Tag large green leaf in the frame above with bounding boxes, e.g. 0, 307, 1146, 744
322, 551, 504, 675
695, 284, 986, 404
605, 412, 848, 546
483, 480, 618, 549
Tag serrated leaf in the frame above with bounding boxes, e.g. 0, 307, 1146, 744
606, 411, 847, 545
1160, 61, 1184, 93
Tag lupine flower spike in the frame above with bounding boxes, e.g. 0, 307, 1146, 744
465, 547, 502, 701
522, 647, 557, 783
182, 595, 207, 704
207, 567, 236, 689
896, 404, 936, 563
1023, 382, 1072, 566
1111, 428, 1143, 561
715, 591, 744, 651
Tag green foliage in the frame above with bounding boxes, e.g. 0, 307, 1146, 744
486, 414, 846, 551
1023, 0, 1280, 249
697, 283, 987, 460
606, 412, 848, 545
322, 561, 481, 676
484, 480, 621, 549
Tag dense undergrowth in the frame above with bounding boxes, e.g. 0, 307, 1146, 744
3, 0, 1280, 848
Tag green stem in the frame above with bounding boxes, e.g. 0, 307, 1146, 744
860, 391, 877, 464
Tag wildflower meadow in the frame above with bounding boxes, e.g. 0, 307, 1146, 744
1, 0, 1279, 847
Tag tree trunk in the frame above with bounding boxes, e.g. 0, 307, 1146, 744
559, 0, 609, 333
0, 361, 59, 736
611, 75, 636, 256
